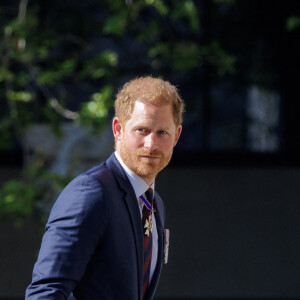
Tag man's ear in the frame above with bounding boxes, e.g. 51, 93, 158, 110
112, 117, 123, 141
173, 125, 182, 147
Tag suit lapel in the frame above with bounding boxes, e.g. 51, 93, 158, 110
105, 153, 144, 299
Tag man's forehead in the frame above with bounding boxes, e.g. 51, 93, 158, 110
132, 99, 172, 112
120, 100, 175, 126
124, 101, 175, 128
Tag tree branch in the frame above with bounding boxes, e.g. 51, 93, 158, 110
49, 98, 79, 120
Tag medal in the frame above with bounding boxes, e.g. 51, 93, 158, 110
139, 190, 155, 236
144, 213, 153, 236
164, 229, 170, 264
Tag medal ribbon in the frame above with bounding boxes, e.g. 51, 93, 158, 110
139, 194, 156, 212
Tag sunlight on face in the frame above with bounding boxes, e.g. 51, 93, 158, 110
117, 101, 182, 184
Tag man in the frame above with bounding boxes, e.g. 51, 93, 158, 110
26, 76, 184, 299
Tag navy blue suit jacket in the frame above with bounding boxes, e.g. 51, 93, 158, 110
26, 153, 165, 300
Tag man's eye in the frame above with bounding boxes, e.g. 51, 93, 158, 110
159, 130, 167, 135
137, 128, 147, 133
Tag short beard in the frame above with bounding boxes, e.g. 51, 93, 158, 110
119, 139, 173, 182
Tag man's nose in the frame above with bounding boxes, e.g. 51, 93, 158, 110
144, 133, 157, 150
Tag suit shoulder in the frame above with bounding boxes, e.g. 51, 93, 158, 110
83, 162, 115, 186
62, 162, 113, 192
49, 163, 111, 221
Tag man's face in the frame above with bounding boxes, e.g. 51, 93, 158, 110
113, 100, 182, 185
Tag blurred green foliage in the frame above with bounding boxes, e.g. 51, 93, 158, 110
286, 16, 300, 31
79, 85, 113, 131
0, 152, 71, 225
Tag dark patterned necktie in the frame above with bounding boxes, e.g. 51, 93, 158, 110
141, 187, 155, 299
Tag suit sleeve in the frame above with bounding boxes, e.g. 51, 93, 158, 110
25, 173, 108, 299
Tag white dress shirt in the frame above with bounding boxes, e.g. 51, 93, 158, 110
114, 151, 158, 284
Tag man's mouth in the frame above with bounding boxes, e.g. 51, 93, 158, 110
140, 155, 160, 160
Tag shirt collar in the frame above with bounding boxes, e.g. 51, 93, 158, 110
114, 151, 155, 199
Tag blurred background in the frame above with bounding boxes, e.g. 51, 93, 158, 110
0, 0, 300, 299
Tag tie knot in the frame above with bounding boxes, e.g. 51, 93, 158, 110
145, 188, 154, 203
139, 188, 156, 212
